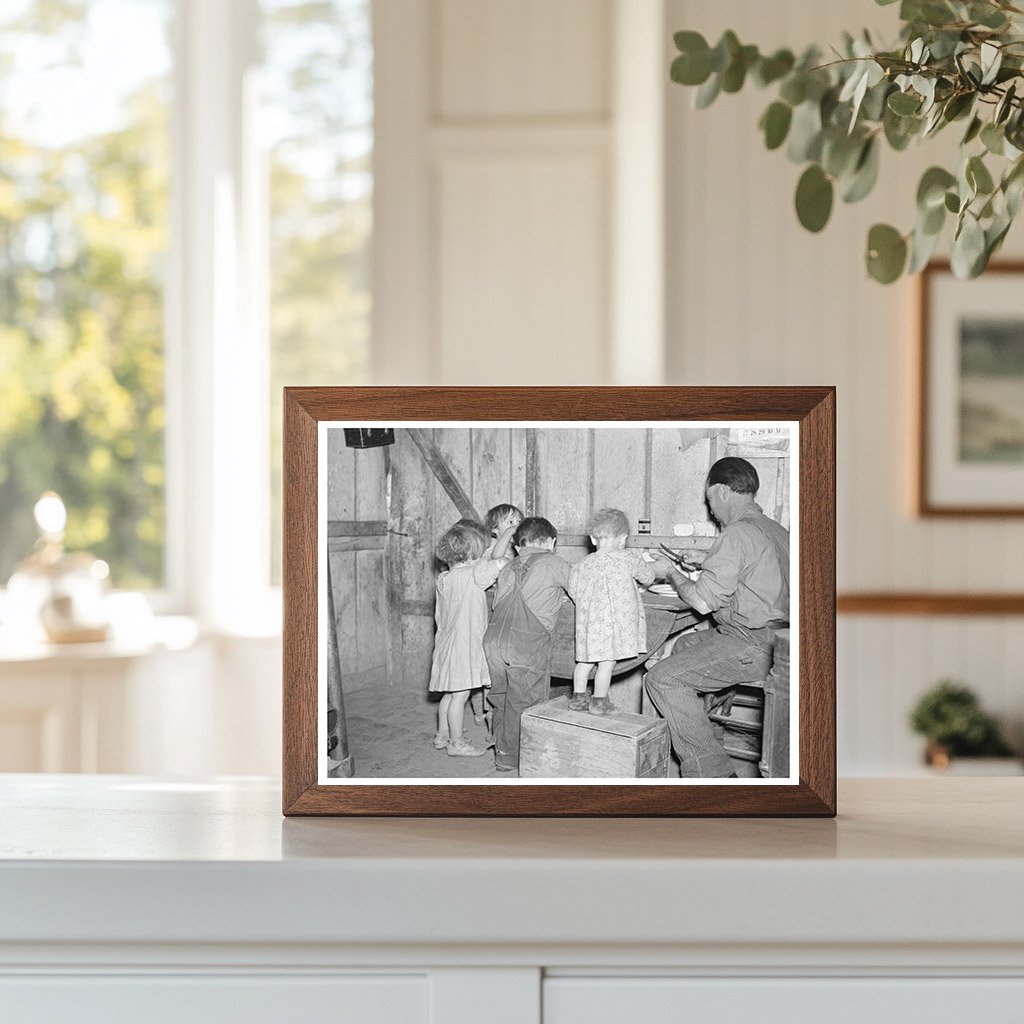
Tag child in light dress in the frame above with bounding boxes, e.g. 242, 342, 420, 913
429, 519, 515, 756
567, 508, 656, 715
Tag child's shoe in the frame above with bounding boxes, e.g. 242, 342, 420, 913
433, 729, 469, 749
567, 692, 591, 712
588, 696, 616, 716
446, 738, 489, 757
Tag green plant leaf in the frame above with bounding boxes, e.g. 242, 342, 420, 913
951, 211, 986, 278
995, 82, 1017, 125
760, 101, 792, 150
866, 223, 908, 283
917, 166, 957, 210
962, 115, 983, 145
842, 137, 880, 203
694, 73, 721, 109
967, 154, 995, 195
795, 164, 834, 232
753, 49, 795, 87
981, 122, 1005, 155
970, 2, 1009, 29
888, 90, 921, 115
779, 74, 807, 106
787, 100, 823, 162
944, 190, 961, 213
671, 32, 712, 85
908, 221, 942, 273
721, 44, 759, 93
710, 30, 740, 73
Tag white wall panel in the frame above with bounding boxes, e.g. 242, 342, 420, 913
438, 0, 610, 120
666, 0, 1024, 774
437, 151, 608, 384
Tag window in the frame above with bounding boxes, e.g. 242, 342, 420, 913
0, 0, 173, 589
0, 0, 373, 619
261, 0, 373, 582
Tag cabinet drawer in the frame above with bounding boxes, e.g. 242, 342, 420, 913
0, 974, 427, 1024
544, 977, 1024, 1024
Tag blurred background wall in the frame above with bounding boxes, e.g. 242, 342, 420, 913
1, 0, 1020, 777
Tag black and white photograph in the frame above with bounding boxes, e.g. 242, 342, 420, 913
318, 421, 798, 784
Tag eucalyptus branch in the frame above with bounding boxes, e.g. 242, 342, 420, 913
670, 2, 1024, 283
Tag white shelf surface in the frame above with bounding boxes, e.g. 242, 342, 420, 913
1, 775, 1022, 955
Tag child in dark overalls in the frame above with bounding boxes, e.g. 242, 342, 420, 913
483, 517, 570, 774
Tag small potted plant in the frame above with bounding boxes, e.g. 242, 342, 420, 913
910, 680, 1019, 773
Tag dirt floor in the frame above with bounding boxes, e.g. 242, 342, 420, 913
340, 681, 692, 779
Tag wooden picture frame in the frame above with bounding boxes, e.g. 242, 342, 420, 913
283, 387, 836, 816
917, 261, 1024, 517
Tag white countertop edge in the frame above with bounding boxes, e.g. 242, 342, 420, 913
2, 858, 1023, 947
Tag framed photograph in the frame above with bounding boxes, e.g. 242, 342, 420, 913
283, 387, 836, 816
918, 261, 1024, 516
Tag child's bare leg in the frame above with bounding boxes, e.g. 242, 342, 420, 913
572, 662, 593, 694
593, 661, 615, 699
569, 663, 593, 711
588, 661, 618, 715
433, 693, 453, 747
446, 689, 470, 742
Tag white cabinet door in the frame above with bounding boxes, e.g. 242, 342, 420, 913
544, 977, 1024, 1024
0, 974, 428, 1024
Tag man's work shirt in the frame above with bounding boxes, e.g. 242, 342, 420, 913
678, 503, 789, 637
493, 549, 570, 633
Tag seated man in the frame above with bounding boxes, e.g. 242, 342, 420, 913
646, 457, 790, 778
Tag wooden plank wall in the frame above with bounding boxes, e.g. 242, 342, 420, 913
329, 426, 790, 693
325, 430, 388, 692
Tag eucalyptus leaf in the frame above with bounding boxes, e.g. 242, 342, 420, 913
951, 211, 986, 278
795, 164, 834, 232
779, 73, 807, 106
917, 167, 957, 210
967, 154, 995, 195
760, 102, 793, 150
995, 82, 1017, 124
842, 137, 881, 203
671, 41, 713, 87
908, 221, 943, 273
980, 42, 1002, 86
754, 49, 795, 87
981, 122, 1005, 155
944, 190, 961, 213
710, 31, 740, 73
962, 115, 983, 145
694, 73, 721, 109
970, 2, 1009, 30
888, 90, 921, 115
866, 223, 908, 283
787, 100, 824, 162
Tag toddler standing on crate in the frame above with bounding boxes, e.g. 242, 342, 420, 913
567, 508, 657, 715
429, 520, 514, 757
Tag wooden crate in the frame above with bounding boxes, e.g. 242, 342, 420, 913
519, 697, 670, 778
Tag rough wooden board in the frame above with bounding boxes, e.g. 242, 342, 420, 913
592, 428, 647, 529
355, 549, 387, 676
535, 428, 590, 533
355, 445, 388, 520
326, 427, 356, 521
652, 430, 712, 532
410, 426, 479, 522
523, 697, 660, 738
520, 697, 670, 778
510, 428, 529, 514
329, 548, 358, 670
328, 520, 388, 536
473, 427, 513, 516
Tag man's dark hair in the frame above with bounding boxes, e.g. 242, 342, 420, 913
513, 516, 557, 547
707, 456, 759, 495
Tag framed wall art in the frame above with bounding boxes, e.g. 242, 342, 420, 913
918, 261, 1024, 517
282, 387, 836, 816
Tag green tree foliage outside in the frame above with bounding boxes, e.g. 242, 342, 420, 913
0, 0, 170, 588
264, 0, 372, 582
